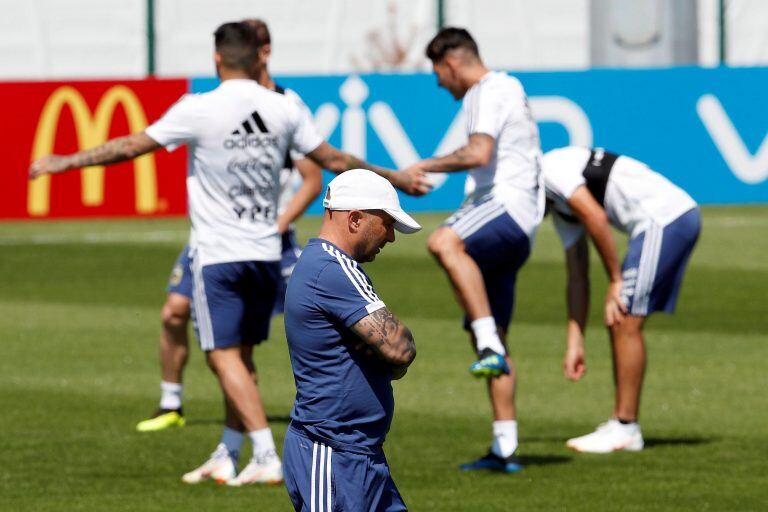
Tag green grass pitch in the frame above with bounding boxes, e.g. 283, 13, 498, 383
1, 206, 766, 511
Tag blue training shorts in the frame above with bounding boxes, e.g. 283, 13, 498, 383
621, 207, 701, 316
166, 245, 193, 299
190, 255, 280, 352
283, 425, 407, 512
444, 196, 531, 332
273, 229, 303, 316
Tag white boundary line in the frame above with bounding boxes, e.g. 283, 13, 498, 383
0, 230, 186, 246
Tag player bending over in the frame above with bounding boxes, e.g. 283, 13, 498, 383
542, 146, 700, 453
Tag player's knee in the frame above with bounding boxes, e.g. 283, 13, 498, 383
612, 316, 644, 339
205, 349, 228, 373
162, 296, 191, 330
427, 229, 460, 260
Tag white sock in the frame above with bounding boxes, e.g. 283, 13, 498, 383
220, 427, 244, 463
248, 428, 278, 462
159, 380, 183, 410
615, 419, 640, 432
491, 420, 518, 458
471, 317, 506, 356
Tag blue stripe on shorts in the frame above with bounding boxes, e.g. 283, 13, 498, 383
445, 197, 531, 332
283, 425, 406, 512
621, 207, 701, 316
190, 258, 280, 351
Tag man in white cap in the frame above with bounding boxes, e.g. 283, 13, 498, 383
282, 169, 419, 511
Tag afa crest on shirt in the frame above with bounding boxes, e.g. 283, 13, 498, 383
169, 264, 184, 287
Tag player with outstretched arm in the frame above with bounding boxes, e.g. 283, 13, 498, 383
400, 27, 545, 472
29, 21, 428, 486
135, 18, 324, 434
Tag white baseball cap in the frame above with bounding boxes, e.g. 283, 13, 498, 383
322, 169, 422, 234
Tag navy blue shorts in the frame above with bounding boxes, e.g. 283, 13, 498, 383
166, 245, 193, 299
444, 197, 531, 332
283, 426, 407, 512
190, 256, 280, 351
621, 207, 701, 316
273, 229, 303, 316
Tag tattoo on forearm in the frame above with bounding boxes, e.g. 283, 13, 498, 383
343, 153, 386, 177
364, 307, 399, 350
68, 135, 143, 169
448, 146, 474, 165
354, 308, 416, 365
424, 145, 476, 173
400, 327, 416, 361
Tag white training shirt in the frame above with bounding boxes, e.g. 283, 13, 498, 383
462, 71, 544, 238
145, 79, 323, 265
542, 146, 698, 248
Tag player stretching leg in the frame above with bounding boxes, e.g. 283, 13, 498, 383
136, 18, 323, 433
542, 146, 700, 453
402, 28, 545, 472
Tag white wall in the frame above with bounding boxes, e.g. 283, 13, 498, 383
155, 0, 437, 76
0, 0, 146, 79
725, 0, 768, 65
1, 0, 768, 80
445, 0, 591, 71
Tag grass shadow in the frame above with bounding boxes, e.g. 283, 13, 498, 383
644, 437, 713, 448
182, 415, 292, 427
518, 454, 572, 466
183, 418, 222, 427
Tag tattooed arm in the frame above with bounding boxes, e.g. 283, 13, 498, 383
305, 141, 430, 196
29, 133, 161, 179
407, 133, 494, 174
350, 307, 416, 379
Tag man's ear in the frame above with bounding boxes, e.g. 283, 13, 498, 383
214, 51, 222, 66
348, 210, 364, 233
446, 55, 461, 79
260, 43, 272, 61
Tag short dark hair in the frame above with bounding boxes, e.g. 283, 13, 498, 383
213, 22, 259, 71
242, 18, 271, 47
425, 27, 480, 62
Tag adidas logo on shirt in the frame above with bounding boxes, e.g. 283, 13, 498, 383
224, 110, 278, 149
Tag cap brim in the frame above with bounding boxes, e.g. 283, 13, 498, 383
384, 208, 422, 234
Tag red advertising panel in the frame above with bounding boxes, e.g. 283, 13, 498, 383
1, 79, 188, 220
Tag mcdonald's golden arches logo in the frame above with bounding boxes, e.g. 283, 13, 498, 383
28, 85, 158, 216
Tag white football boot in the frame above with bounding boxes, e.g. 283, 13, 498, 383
227, 451, 283, 486
181, 443, 237, 484
566, 419, 644, 453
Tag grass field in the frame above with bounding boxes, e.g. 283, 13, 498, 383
1, 206, 766, 511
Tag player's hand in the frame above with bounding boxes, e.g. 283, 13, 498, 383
392, 164, 432, 196
563, 342, 586, 381
604, 280, 627, 326
29, 155, 70, 179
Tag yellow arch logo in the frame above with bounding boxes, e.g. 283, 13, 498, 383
28, 85, 158, 216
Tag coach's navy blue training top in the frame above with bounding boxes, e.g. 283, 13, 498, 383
284, 238, 394, 453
